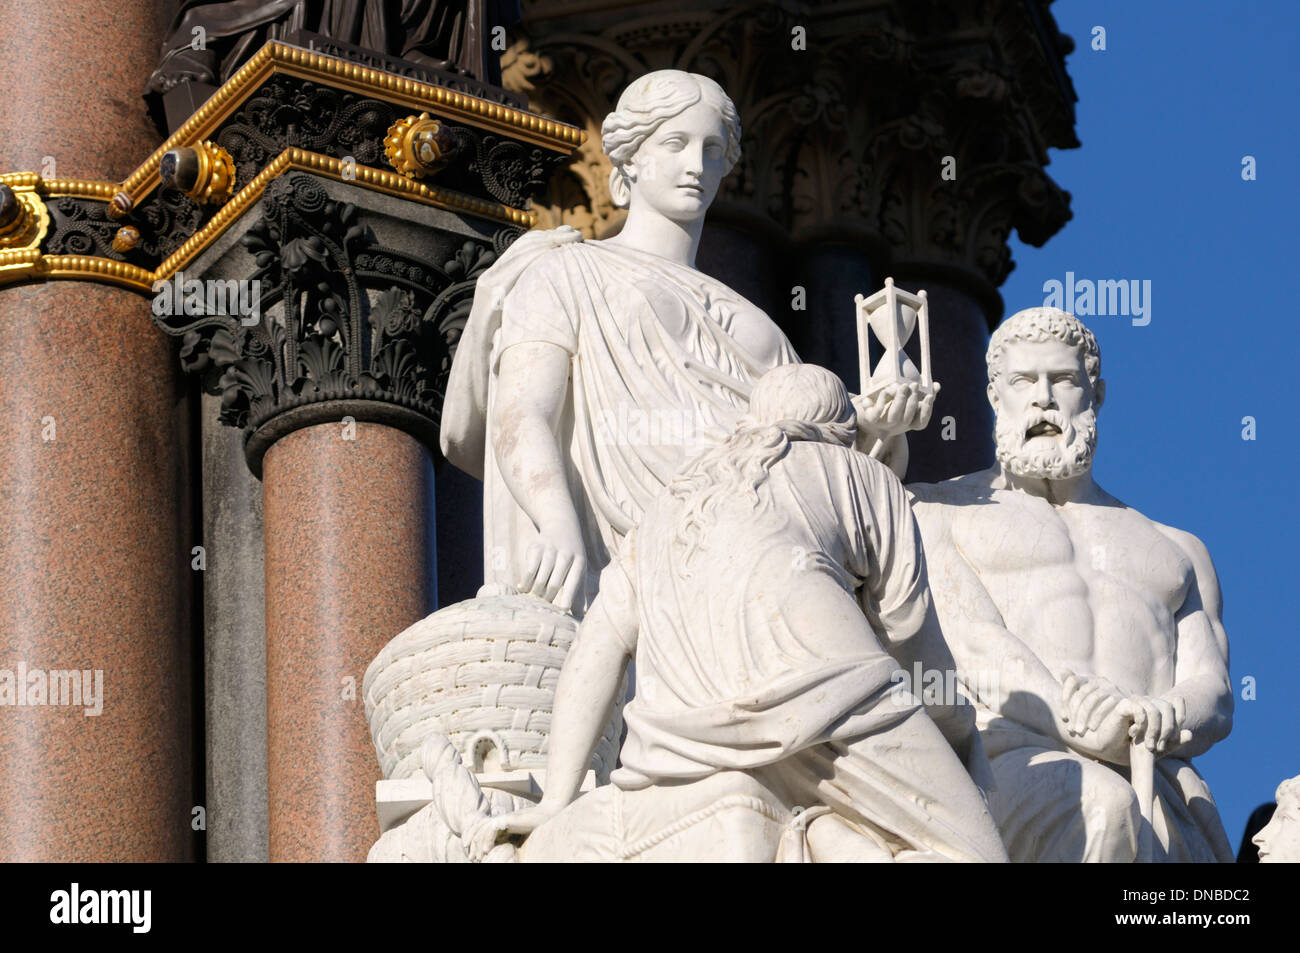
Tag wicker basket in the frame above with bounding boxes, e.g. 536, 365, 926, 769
364, 592, 622, 782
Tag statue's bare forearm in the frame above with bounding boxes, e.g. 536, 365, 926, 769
496, 414, 579, 531
1166, 608, 1231, 747
860, 432, 908, 480
955, 621, 1069, 743
541, 613, 630, 808
1164, 673, 1232, 759
1161, 526, 1233, 760
914, 521, 1068, 744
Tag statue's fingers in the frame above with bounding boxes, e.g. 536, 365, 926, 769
518, 543, 543, 594
1070, 685, 1103, 729
1173, 695, 1187, 728
1075, 688, 1106, 730
871, 390, 891, 419
1064, 683, 1088, 725
545, 550, 574, 604
1127, 701, 1147, 743
901, 391, 921, 429
1061, 672, 1080, 709
1086, 686, 1128, 722
1140, 699, 1162, 751
1066, 676, 1096, 714
917, 392, 936, 429
483, 818, 511, 857
1087, 694, 1120, 732
470, 825, 491, 862
529, 547, 558, 598
887, 390, 910, 427
1153, 698, 1177, 752
558, 556, 586, 615
466, 818, 499, 862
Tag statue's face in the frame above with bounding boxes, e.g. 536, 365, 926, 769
991, 338, 1100, 480
1254, 796, 1300, 863
625, 100, 728, 223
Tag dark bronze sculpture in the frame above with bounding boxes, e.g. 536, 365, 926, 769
145, 0, 521, 101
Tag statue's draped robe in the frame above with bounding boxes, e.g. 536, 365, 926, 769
975, 709, 1234, 862
581, 443, 1007, 862
442, 232, 799, 612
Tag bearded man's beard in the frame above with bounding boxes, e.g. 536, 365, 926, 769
995, 406, 1098, 480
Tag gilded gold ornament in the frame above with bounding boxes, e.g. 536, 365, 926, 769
112, 226, 141, 253
106, 191, 135, 219
160, 141, 236, 205
0, 181, 50, 251
384, 113, 458, 179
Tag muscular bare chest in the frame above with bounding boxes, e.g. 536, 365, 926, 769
951, 493, 1191, 690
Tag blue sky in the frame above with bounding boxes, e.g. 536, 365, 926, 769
998, 0, 1300, 845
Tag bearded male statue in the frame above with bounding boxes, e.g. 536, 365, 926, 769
907, 307, 1234, 862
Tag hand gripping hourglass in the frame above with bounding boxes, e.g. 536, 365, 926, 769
854, 277, 933, 457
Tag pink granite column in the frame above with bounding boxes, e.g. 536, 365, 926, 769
262, 421, 434, 862
0, 0, 194, 861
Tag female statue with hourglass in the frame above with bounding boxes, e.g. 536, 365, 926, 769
441, 69, 935, 615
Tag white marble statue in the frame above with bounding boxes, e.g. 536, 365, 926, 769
1254, 776, 1300, 863
907, 307, 1234, 862
458, 364, 1007, 862
440, 69, 934, 616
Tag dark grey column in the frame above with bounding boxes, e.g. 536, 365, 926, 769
200, 392, 269, 862
894, 280, 996, 484
785, 238, 879, 392
696, 205, 789, 321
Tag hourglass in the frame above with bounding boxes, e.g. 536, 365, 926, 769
855, 276, 932, 398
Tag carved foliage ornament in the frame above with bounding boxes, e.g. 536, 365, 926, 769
177, 173, 518, 471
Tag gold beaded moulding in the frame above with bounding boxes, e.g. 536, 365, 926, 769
0, 41, 583, 293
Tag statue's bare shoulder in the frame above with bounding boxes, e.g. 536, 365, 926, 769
1147, 519, 1225, 624
906, 467, 1000, 534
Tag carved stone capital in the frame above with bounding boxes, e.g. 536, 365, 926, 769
173, 172, 521, 476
